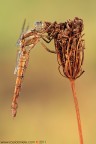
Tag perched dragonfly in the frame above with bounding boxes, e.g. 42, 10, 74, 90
11, 20, 48, 117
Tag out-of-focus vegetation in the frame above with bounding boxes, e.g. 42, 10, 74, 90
0, 0, 96, 143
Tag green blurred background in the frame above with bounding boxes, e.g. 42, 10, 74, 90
0, 0, 96, 144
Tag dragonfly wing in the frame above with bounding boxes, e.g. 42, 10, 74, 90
16, 19, 26, 46
14, 50, 22, 75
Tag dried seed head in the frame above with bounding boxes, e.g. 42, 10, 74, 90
43, 18, 85, 80
57, 17, 85, 80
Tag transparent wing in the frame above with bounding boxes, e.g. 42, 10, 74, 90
15, 19, 29, 74
16, 19, 29, 46
14, 50, 22, 75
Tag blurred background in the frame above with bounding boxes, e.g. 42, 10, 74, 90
0, 0, 96, 144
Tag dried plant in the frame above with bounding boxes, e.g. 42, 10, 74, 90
41, 17, 85, 144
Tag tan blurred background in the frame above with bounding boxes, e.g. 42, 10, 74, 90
0, 0, 96, 144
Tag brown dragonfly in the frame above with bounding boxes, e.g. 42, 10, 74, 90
11, 20, 51, 117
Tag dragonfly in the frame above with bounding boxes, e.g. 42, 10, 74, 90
11, 20, 50, 117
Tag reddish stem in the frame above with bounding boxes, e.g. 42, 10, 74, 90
70, 79, 83, 144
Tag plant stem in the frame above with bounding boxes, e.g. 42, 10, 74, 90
70, 79, 83, 144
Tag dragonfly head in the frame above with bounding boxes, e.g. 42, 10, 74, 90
34, 21, 43, 31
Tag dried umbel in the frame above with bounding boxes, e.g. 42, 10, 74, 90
43, 17, 85, 80
42, 17, 85, 144
58, 18, 85, 80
